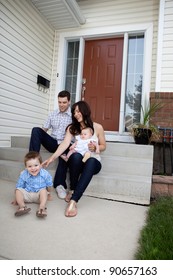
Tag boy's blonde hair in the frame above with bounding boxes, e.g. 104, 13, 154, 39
24, 151, 42, 166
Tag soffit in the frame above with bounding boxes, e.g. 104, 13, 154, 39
30, 0, 85, 30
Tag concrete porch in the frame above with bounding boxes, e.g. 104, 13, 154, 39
0, 179, 147, 260
0, 137, 152, 260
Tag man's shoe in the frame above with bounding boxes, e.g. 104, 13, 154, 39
56, 185, 67, 199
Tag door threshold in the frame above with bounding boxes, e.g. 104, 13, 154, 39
105, 133, 134, 143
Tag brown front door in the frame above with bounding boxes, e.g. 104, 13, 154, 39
82, 38, 123, 131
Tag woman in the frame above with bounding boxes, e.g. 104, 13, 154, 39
42, 101, 106, 217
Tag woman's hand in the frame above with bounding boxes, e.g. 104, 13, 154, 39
42, 128, 73, 168
42, 157, 54, 168
88, 141, 96, 152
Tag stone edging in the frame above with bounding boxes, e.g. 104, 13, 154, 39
151, 175, 173, 198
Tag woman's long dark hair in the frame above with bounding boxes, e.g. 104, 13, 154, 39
69, 101, 94, 135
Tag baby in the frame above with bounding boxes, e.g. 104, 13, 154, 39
61, 127, 100, 162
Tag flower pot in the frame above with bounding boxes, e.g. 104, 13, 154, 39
134, 128, 152, 145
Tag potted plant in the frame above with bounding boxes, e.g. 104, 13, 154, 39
132, 102, 164, 145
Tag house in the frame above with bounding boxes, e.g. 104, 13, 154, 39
1, 0, 173, 148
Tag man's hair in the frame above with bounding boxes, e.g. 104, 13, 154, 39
24, 151, 42, 166
58, 90, 70, 101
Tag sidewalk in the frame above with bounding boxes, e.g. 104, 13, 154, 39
0, 179, 148, 260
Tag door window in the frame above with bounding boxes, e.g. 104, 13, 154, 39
124, 35, 144, 132
65, 41, 79, 104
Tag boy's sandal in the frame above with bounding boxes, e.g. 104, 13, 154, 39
36, 208, 47, 218
65, 191, 74, 203
65, 200, 77, 217
15, 206, 31, 216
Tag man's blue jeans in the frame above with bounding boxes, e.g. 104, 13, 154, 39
67, 152, 102, 202
29, 127, 58, 152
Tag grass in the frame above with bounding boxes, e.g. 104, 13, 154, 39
135, 196, 173, 260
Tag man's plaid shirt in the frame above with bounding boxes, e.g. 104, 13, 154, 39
43, 107, 72, 144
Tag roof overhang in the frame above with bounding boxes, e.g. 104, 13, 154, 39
30, 0, 86, 29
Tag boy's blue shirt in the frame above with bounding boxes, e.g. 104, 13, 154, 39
16, 168, 53, 192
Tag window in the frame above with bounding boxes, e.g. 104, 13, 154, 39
124, 35, 144, 131
65, 41, 79, 104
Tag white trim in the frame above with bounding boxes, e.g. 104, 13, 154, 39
119, 33, 128, 134
155, 0, 165, 92
56, 23, 153, 142
142, 24, 153, 106
54, 37, 68, 109
58, 23, 153, 39
63, 0, 86, 25
49, 30, 56, 112
76, 37, 85, 102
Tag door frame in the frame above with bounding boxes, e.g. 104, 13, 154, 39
55, 23, 153, 142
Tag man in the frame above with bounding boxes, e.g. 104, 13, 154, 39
29, 90, 72, 199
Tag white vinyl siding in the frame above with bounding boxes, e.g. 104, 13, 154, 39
0, 0, 54, 147
79, 0, 159, 27
161, 0, 173, 90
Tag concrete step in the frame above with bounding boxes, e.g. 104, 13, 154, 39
11, 136, 30, 148
0, 160, 56, 182
0, 147, 152, 176
0, 160, 151, 205
85, 173, 151, 205
105, 141, 153, 159
0, 137, 154, 205
0, 147, 58, 168
11, 136, 151, 159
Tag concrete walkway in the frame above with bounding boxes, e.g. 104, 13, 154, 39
0, 179, 148, 260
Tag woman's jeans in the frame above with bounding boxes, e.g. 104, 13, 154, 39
29, 127, 68, 189
68, 153, 102, 202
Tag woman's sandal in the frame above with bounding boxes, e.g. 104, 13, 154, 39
65, 200, 77, 217
15, 206, 31, 216
65, 191, 74, 203
36, 208, 47, 218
